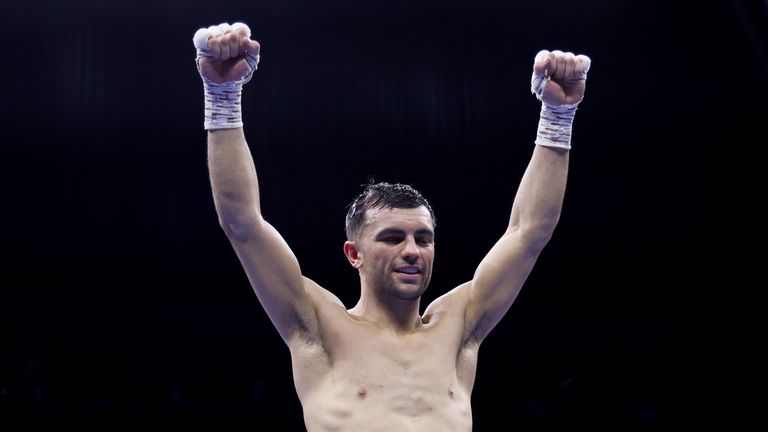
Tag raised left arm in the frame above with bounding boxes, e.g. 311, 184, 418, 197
462, 50, 591, 344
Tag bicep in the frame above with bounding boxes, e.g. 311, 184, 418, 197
464, 228, 547, 343
226, 217, 319, 343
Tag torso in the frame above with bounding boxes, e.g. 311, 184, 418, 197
290, 282, 478, 432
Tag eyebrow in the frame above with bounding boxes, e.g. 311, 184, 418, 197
375, 228, 434, 239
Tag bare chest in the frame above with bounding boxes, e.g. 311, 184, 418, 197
296, 324, 473, 431
332, 326, 457, 392
299, 316, 477, 426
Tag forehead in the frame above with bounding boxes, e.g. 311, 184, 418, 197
363, 206, 434, 233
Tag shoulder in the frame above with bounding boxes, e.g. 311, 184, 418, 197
303, 277, 345, 306
301, 277, 352, 324
423, 281, 473, 322
286, 277, 348, 348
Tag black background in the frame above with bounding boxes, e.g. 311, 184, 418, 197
2, 0, 766, 430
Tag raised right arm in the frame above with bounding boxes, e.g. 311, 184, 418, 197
195, 23, 319, 344
209, 129, 319, 343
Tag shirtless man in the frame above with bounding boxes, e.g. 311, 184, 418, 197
193, 22, 590, 431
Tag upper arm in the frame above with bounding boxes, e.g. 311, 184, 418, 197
463, 227, 549, 344
223, 216, 320, 344
459, 145, 568, 344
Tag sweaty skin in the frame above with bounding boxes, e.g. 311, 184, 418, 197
199, 25, 585, 432
294, 207, 476, 431
297, 279, 476, 431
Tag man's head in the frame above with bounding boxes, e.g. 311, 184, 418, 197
345, 181, 436, 242
343, 182, 437, 301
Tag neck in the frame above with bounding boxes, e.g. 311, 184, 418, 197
349, 284, 423, 333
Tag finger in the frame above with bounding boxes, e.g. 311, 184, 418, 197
550, 50, 565, 80
231, 22, 252, 38
231, 22, 252, 56
193, 27, 211, 51
227, 33, 240, 59
238, 37, 247, 56
576, 54, 591, 79
208, 23, 229, 38
219, 37, 231, 60
245, 39, 261, 56
532, 49, 551, 76
564, 52, 576, 80
208, 37, 221, 60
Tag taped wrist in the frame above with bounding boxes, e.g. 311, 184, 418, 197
193, 22, 259, 130
196, 52, 259, 130
535, 103, 578, 150
201, 76, 245, 130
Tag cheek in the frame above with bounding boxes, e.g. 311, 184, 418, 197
424, 249, 435, 262
368, 248, 392, 265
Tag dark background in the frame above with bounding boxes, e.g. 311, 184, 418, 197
2, 0, 766, 430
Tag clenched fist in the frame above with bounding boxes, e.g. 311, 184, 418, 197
193, 22, 261, 84
531, 50, 591, 107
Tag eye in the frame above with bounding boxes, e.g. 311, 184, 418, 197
416, 237, 433, 246
380, 236, 403, 244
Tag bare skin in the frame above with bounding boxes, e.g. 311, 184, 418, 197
200, 27, 587, 432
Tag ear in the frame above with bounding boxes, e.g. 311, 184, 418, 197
343, 241, 363, 269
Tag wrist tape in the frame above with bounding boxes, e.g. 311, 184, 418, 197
530, 50, 590, 150
193, 22, 260, 130
535, 103, 578, 150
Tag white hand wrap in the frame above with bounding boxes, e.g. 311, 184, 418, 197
530, 51, 591, 150
535, 103, 579, 149
193, 22, 260, 130
530, 50, 554, 101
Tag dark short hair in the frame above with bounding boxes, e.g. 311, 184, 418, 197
345, 181, 436, 240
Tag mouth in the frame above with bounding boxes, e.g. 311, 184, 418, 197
394, 266, 422, 275
393, 266, 422, 283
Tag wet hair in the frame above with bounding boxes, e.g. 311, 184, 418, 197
345, 181, 436, 241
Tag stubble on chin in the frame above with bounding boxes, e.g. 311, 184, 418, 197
366, 271, 427, 301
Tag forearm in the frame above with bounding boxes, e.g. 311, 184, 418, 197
208, 128, 263, 227
507, 145, 568, 239
507, 47, 589, 239
466, 144, 568, 343
194, 23, 263, 229
461, 50, 588, 342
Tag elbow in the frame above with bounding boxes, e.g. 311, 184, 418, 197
217, 206, 263, 243
523, 228, 555, 254
535, 213, 561, 239
508, 217, 560, 252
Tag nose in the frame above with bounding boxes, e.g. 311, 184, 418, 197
401, 236, 420, 263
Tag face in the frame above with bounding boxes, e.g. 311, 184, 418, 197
349, 206, 435, 301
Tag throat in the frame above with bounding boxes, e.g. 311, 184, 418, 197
348, 299, 424, 333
